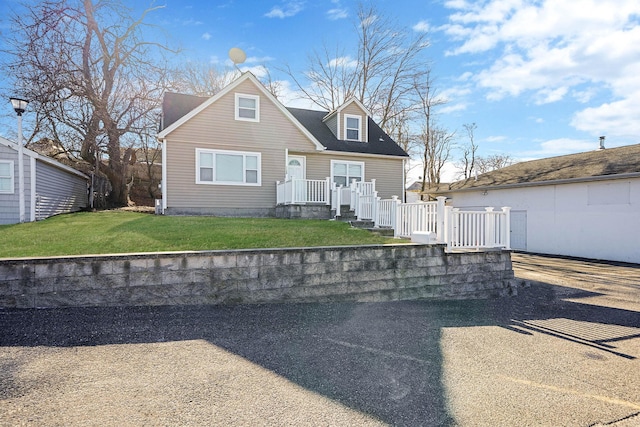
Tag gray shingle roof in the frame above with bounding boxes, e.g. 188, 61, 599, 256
161, 92, 208, 131
286, 107, 408, 157
160, 92, 409, 158
443, 144, 640, 192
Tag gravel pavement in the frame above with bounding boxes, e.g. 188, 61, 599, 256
1, 252, 639, 426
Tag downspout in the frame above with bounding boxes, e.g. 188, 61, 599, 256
161, 138, 167, 212
402, 157, 406, 203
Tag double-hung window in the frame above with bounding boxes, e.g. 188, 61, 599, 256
196, 149, 261, 186
235, 93, 260, 122
0, 161, 14, 194
331, 160, 364, 187
344, 115, 361, 141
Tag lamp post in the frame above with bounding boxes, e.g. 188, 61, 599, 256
10, 97, 29, 223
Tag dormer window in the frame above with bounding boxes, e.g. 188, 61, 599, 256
345, 115, 361, 141
235, 93, 260, 122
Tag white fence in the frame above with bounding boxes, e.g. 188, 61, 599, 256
277, 178, 331, 205
277, 177, 510, 252
445, 207, 511, 251
357, 194, 510, 252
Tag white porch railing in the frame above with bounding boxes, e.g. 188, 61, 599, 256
445, 206, 511, 251
276, 177, 510, 252
367, 195, 510, 252
395, 201, 439, 238
276, 177, 331, 205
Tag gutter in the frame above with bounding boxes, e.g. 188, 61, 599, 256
435, 172, 640, 194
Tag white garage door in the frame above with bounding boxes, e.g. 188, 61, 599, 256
510, 210, 527, 251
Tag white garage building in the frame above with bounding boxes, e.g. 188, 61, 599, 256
433, 144, 640, 264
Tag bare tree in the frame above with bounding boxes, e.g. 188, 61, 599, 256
3, 0, 175, 207
457, 122, 478, 180
414, 70, 454, 197
172, 62, 239, 97
282, 3, 430, 132
476, 154, 515, 174
172, 61, 283, 99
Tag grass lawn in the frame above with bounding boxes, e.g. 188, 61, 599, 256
0, 211, 402, 258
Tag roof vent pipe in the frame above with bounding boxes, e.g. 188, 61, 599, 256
599, 136, 605, 150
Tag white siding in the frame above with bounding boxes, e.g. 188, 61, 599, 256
0, 144, 19, 224
35, 160, 88, 220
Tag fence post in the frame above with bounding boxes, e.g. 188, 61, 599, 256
372, 191, 379, 227
325, 177, 331, 205
392, 195, 400, 238
371, 178, 376, 193
502, 206, 511, 250
436, 196, 446, 243
485, 207, 495, 248
444, 206, 453, 251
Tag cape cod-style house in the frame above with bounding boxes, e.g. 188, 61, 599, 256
157, 72, 409, 218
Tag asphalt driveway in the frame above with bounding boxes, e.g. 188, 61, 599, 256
1, 252, 639, 426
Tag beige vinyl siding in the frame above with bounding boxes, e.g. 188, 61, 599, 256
296, 152, 405, 199
165, 79, 320, 209
325, 113, 338, 139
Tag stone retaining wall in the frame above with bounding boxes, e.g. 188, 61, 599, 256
0, 244, 516, 308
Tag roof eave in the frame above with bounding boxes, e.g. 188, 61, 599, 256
435, 172, 640, 194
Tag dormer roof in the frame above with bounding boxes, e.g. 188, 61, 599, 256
288, 108, 408, 157
322, 97, 372, 122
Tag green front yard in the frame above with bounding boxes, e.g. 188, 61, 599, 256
0, 211, 400, 258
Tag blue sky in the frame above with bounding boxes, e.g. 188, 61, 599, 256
2, 0, 639, 179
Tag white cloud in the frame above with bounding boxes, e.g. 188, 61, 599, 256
572, 87, 597, 104
413, 20, 430, 32
265, 1, 304, 18
571, 93, 640, 138
517, 138, 600, 158
441, 0, 640, 137
534, 86, 569, 105
201, 32, 211, 40
484, 135, 507, 143
328, 56, 358, 68
327, 8, 348, 20
180, 18, 203, 26
440, 103, 468, 114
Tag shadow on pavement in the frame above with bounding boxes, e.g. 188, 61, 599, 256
1, 281, 639, 426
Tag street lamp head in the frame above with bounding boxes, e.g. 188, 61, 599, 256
9, 97, 29, 116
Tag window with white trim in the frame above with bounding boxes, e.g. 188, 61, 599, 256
235, 93, 260, 122
196, 149, 261, 186
0, 161, 14, 194
331, 160, 364, 187
344, 114, 361, 141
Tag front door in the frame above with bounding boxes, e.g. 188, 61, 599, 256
287, 156, 306, 203
287, 156, 305, 180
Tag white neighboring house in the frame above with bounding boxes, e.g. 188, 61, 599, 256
0, 136, 88, 225
433, 144, 640, 264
